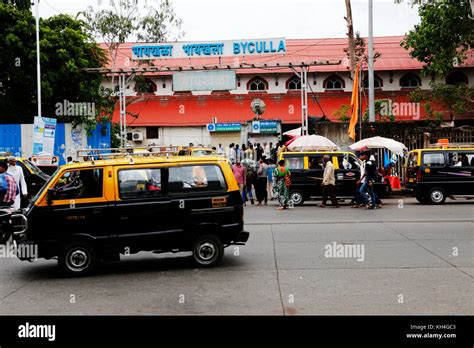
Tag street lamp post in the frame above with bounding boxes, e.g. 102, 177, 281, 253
34, 0, 42, 118
368, 0, 375, 123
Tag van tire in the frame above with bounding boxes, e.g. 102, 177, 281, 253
192, 234, 224, 267
58, 242, 97, 277
428, 188, 446, 205
290, 190, 304, 206
415, 194, 428, 204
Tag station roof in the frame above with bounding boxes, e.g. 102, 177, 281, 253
100, 36, 474, 75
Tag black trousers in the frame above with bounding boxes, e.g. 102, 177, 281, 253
322, 184, 338, 206
256, 177, 268, 203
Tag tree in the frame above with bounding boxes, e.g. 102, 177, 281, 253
400, 1, 474, 76
0, 3, 108, 131
81, 0, 184, 84
344, 0, 356, 79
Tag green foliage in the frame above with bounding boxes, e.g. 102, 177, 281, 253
400, 1, 474, 76
332, 104, 351, 122
0, 3, 109, 131
408, 83, 474, 123
363, 99, 396, 123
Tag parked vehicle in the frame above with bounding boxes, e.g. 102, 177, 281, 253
0, 156, 50, 197
178, 146, 217, 156
279, 151, 390, 205
9, 154, 249, 276
404, 144, 474, 204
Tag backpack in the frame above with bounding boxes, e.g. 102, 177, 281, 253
0, 173, 19, 196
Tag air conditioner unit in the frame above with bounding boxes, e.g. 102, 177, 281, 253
132, 132, 144, 142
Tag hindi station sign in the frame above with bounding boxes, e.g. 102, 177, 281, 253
132, 38, 286, 60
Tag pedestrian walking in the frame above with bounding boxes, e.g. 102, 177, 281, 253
242, 159, 256, 205
6, 156, 27, 210
217, 143, 225, 156
245, 144, 254, 160
232, 161, 246, 203
274, 159, 291, 210
0, 161, 17, 209
320, 155, 339, 208
256, 158, 268, 205
255, 143, 263, 161
357, 152, 377, 209
226, 143, 236, 164
267, 159, 276, 200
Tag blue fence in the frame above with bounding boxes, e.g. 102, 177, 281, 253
0, 124, 22, 156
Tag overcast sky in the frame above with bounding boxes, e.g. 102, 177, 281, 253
38, 0, 420, 41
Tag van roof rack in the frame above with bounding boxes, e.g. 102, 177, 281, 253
428, 143, 474, 149
76, 146, 180, 160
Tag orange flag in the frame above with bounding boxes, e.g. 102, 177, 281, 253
348, 63, 359, 140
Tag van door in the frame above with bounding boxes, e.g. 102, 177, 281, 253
334, 154, 361, 197
419, 152, 448, 194
115, 167, 174, 253
306, 154, 325, 197
282, 154, 308, 196
446, 151, 474, 195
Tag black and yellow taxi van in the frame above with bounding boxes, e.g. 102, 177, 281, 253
279, 151, 390, 205
0, 155, 50, 197
405, 143, 474, 204
10, 154, 249, 276
177, 146, 217, 157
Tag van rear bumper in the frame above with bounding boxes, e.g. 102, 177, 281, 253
232, 231, 249, 245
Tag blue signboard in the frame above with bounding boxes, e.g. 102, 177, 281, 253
207, 123, 242, 132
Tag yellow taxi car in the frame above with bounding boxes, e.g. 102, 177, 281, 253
10, 154, 249, 276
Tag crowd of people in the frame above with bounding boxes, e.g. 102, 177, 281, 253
225, 141, 384, 210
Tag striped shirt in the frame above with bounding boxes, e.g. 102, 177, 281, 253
1, 173, 17, 203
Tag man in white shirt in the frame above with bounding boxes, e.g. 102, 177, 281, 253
216, 144, 225, 156
7, 156, 27, 210
226, 143, 236, 164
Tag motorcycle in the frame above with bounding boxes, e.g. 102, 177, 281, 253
0, 207, 28, 244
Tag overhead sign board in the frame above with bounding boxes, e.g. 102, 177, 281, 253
132, 38, 286, 60
251, 121, 279, 134
173, 70, 236, 92
207, 123, 242, 132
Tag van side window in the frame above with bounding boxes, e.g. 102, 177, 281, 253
407, 152, 418, 167
307, 156, 323, 169
448, 152, 473, 167
168, 165, 226, 193
336, 155, 359, 169
118, 168, 162, 199
422, 153, 445, 167
54, 169, 103, 200
285, 156, 304, 169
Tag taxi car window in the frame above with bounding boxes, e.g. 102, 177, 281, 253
285, 156, 304, 169
449, 152, 474, 167
407, 152, 418, 167
118, 168, 162, 199
336, 154, 358, 170
308, 155, 324, 169
168, 165, 226, 193
54, 169, 103, 200
422, 153, 445, 167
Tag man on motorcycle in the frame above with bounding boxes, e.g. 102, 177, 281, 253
0, 161, 17, 209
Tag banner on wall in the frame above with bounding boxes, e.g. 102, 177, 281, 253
32, 117, 57, 156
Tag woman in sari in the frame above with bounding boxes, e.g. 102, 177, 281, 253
274, 159, 291, 210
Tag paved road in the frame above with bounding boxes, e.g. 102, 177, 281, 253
0, 198, 472, 315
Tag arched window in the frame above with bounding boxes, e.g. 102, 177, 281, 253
400, 73, 421, 88
363, 75, 383, 89
446, 71, 468, 85
134, 78, 157, 94
286, 76, 301, 90
247, 77, 268, 91
323, 75, 345, 90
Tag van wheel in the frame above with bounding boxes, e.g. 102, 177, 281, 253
290, 190, 304, 206
415, 194, 428, 204
58, 242, 97, 277
192, 234, 224, 267
429, 188, 446, 205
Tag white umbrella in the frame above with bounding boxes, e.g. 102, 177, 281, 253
283, 127, 301, 137
287, 135, 340, 151
349, 136, 407, 156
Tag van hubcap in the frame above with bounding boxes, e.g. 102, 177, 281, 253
67, 249, 90, 271
198, 242, 216, 261
291, 192, 302, 204
431, 191, 443, 203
